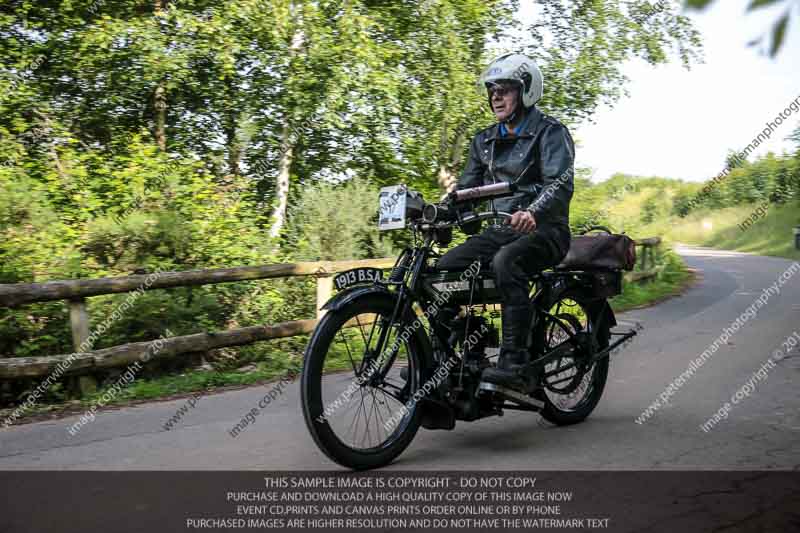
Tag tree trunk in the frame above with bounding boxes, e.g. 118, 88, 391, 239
438, 121, 467, 192
267, 13, 304, 239
224, 77, 241, 178
153, 0, 167, 152
32, 111, 67, 181
225, 124, 241, 178
269, 124, 294, 238
153, 83, 167, 152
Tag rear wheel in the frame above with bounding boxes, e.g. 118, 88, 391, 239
534, 292, 610, 425
301, 293, 424, 470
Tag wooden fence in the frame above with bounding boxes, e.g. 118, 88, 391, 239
0, 238, 660, 393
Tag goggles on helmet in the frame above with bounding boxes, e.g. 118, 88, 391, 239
486, 81, 521, 99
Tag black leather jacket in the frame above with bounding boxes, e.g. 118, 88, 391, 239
457, 105, 574, 227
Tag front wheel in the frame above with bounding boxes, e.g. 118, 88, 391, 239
301, 292, 425, 470
534, 292, 610, 426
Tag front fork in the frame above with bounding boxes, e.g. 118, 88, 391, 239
364, 236, 436, 385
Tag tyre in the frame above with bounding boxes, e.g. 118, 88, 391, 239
534, 291, 610, 425
301, 292, 425, 470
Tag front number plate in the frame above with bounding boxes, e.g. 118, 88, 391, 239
378, 185, 407, 231
333, 268, 384, 290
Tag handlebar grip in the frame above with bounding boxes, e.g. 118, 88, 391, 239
449, 182, 517, 203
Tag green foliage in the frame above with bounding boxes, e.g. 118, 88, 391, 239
530, 1, 702, 125
671, 184, 701, 217
282, 177, 396, 262
685, 0, 799, 57
640, 195, 662, 225
0, 302, 70, 357
653, 139, 800, 220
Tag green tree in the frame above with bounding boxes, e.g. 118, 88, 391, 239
685, 0, 798, 57
528, 0, 701, 125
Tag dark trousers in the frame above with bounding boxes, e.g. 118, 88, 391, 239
436, 223, 571, 306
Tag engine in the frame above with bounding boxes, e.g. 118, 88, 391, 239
445, 311, 501, 421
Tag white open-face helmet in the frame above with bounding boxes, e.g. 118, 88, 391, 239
479, 53, 544, 109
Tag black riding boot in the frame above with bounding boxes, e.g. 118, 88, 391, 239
481, 303, 533, 391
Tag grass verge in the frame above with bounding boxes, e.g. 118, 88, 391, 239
611, 246, 694, 313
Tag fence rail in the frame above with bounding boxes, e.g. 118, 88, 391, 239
0, 259, 396, 308
0, 239, 661, 390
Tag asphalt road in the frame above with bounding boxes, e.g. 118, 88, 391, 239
1, 246, 798, 471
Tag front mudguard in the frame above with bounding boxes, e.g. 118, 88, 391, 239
320, 283, 391, 312
319, 283, 437, 378
319, 283, 453, 430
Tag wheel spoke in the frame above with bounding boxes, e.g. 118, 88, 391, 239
376, 387, 398, 430
356, 388, 370, 448
367, 388, 384, 445
354, 313, 373, 350
540, 299, 604, 413
306, 298, 422, 461
363, 388, 378, 447
337, 330, 360, 374
342, 393, 363, 444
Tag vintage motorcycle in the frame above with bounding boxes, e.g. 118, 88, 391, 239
301, 182, 638, 470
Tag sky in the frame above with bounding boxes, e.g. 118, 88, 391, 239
519, 0, 800, 183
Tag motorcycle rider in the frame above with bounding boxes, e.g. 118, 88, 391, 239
436, 53, 574, 392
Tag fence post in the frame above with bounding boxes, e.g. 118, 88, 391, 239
316, 276, 333, 319
67, 297, 98, 398
68, 298, 90, 353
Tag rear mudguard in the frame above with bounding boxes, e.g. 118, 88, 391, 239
592, 300, 617, 335
537, 281, 617, 341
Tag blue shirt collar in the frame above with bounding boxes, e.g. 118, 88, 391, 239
485, 106, 543, 143
499, 109, 532, 137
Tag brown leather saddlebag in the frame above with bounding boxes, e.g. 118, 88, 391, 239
556, 232, 636, 271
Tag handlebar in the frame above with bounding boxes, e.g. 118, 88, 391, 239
390, 184, 519, 232
448, 182, 517, 204
460, 210, 514, 224
416, 207, 514, 229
